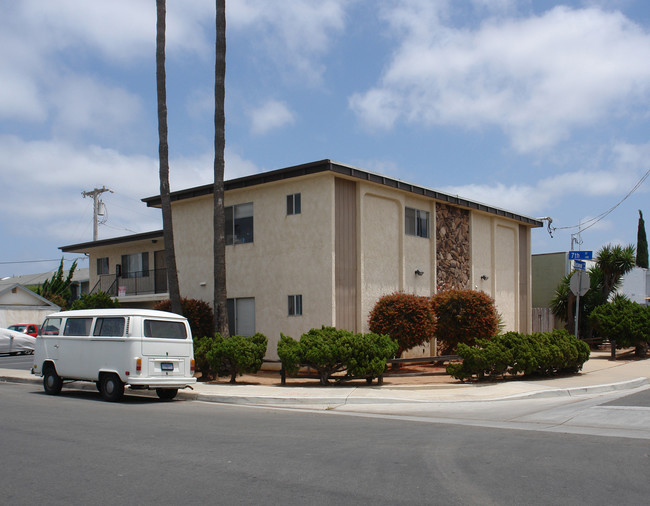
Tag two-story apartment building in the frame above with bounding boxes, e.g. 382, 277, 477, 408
62, 159, 542, 357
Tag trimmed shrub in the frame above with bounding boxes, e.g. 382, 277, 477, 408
431, 289, 499, 353
590, 297, 650, 357
446, 330, 590, 381
155, 298, 215, 339
193, 335, 216, 381
206, 333, 268, 383
277, 327, 398, 385
368, 292, 436, 357
70, 291, 120, 310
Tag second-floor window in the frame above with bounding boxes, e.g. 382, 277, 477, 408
225, 203, 254, 245
405, 207, 430, 238
121, 252, 149, 278
287, 193, 301, 215
97, 257, 109, 275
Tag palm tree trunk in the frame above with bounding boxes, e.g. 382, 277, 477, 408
156, 0, 182, 315
213, 0, 229, 336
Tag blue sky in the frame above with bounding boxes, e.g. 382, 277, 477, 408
1, 0, 650, 278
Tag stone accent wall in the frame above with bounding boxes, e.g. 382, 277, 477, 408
436, 203, 471, 291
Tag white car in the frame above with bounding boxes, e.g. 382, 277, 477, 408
0, 327, 36, 355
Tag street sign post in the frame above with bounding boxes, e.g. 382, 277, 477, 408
568, 250, 593, 260
570, 270, 591, 338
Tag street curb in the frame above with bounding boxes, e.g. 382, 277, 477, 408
3, 373, 648, 405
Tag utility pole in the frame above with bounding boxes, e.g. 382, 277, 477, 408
82, 186, 113, 241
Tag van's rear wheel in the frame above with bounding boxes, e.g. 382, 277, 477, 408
43, 367, 62, 395
156, 388, 178, 401
100, 374, 124, 402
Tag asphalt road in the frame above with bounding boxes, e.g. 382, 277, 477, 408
2, 381, 650, 505
0, 352, 34, 370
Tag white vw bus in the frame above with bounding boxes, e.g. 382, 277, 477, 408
32, 309, 196, 401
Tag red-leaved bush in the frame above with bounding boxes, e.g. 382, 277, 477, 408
431, 289, 499, 354
368, 292, 437, 357
155, 298, 215, 339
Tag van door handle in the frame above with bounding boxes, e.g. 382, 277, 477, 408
54, 344, 59, 349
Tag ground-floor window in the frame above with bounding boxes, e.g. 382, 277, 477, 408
227, 297, 255, 336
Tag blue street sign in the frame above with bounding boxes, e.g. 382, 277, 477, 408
574, 260, 586, 271
568, 250, 593, 260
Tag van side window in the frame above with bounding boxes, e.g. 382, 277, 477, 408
64, 318, 93, 337
143, 320, 187, 339
93, 318, 125, 337
41, 318, 62, 336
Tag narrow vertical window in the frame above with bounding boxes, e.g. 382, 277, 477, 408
97, 257, 109, 275
225, 203, 254, 245
288, 295, 302, 316
405, 207, 430, 238
287, 193, 301, 215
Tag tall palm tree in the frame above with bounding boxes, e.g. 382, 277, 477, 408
156, 0, 182, 315
213, 0, 229, 336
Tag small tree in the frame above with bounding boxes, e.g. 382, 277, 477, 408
277, 327, 397, 385
589, 296, 650, 358
36, 259, 78, 309
431, 289, 499, 354
70, 291, 120, 310
368, 292, 436, 358
207, 333, 267, 383
155, 298, 214, 339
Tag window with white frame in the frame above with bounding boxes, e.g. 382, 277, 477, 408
288, 294, 302, 316
286, 193, 301, 215
405, 207, 430, 238
227, 297, 255, 336
225, 203, 254, 245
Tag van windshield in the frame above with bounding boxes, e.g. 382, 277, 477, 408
143, 320, 187, 339
41, 318, 62, 336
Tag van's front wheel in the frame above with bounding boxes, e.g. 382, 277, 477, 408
43, 367, 62, 395
100, 374, 124, 402
156, 388, 178, 401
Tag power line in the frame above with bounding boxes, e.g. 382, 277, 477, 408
0, 257, 86, 266
553, 168, 650, 233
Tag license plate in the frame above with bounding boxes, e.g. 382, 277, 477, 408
161, 362, 174, 371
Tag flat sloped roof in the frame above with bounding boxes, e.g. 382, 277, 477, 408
141, 159, 543, 227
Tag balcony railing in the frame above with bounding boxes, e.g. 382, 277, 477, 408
91, 269, 168, 297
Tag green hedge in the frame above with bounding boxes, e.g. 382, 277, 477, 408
446, 329, 590, 381
194, 333, 267, 383
277, 327, 398, 385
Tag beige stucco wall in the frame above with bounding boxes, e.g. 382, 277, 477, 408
356, 183, 434, 356
172, 174, 336, 358
470, 213, 523, 332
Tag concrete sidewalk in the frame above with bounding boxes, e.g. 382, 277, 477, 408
2, 351, 648, 408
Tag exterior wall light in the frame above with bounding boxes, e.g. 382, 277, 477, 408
481, 275, 489, 280
415, 269, 424, 276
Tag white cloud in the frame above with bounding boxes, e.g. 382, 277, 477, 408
351, 4, 650, 152
0, 135, 262, 245
229, 0, 347, 84
49, 76, 143, 139
249, 100, 296, 135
